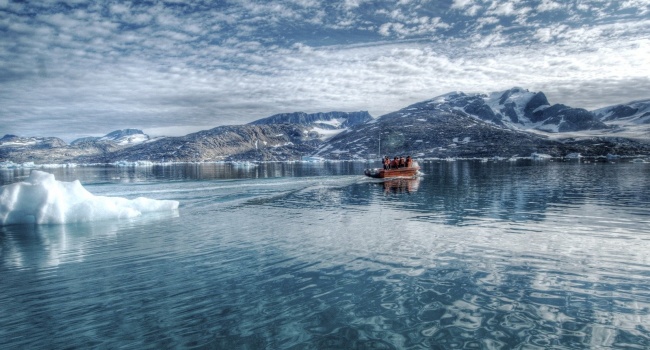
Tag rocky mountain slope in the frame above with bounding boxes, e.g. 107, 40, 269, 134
83, 124, 320, 163
0, 130, 153, 164
2, 89, 649, 165
433, 87, 609, 133
313, 96, 648, 159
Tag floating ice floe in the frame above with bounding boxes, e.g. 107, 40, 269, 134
565, 152, 582, 159
0, 171, 179, 225
531, 152, 552, 160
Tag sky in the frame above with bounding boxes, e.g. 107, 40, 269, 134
1, 0, 649, 142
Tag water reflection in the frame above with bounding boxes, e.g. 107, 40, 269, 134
1, 222, 114, 270
374, 161, 650, 226
0, 213, 179, 270
380, 178, 421, 195
0, 161, 376, 186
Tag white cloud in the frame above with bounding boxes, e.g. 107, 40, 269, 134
2, 0, 649, 139
487, 1, 521, 16
476, 16, 500, 28
110, 3, 130, 15
620, 0, 650, 14
343, 0, 365, 10
533, 25, 568, 42
537, 0, 564, 12
451, 0, 475, 10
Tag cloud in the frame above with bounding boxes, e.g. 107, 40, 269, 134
451, 0, 475, 10
1, 0, 649, 140
537, 0, 564, 12
487, 1, 519, 16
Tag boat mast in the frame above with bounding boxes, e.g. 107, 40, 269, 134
378, 125, 381, 160
378, 134, 381, 159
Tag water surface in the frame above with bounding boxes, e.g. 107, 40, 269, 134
1, 160, 650, 349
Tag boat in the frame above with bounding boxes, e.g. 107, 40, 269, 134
364, 162, 420, 178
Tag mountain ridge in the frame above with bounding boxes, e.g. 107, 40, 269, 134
2, 88, 649, 165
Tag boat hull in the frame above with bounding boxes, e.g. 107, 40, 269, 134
364, 167, 419, 179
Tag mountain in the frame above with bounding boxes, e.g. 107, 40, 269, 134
312, 99, 557, 159
593, 100, 650, 124
71, 129, 150, 146
79, 124, 320, 163
430, 87, 609, 133
312, 96, 648, 159
2, 88, 649, 165
0, 129, 150, 164
249, 111, 372, 140
0, 134, 66, 149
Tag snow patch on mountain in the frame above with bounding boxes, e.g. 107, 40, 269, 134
309, 127, 347, 140
71, 129, 150, 146
250, 111, 372, 141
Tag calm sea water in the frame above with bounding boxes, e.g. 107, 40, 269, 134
1, 160, 650, 349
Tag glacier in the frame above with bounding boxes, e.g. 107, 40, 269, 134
0, 171, 179, 225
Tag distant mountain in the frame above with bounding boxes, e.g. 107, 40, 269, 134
313, 99, 561, 159
0, 134, 67, 149
84, 124, 321, 163
430, 87, 609, 133
71, 129, 150, 146
1, 89, 649, 164
249, 111, 372, 140
0, 129, 149, 164
593, 100, 650, 124
312, 91, 646, 160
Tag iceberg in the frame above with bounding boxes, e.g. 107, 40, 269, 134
531, 152, 552, 160
0, 171, 179, 225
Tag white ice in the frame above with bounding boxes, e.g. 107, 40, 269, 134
0, 170, 179, 225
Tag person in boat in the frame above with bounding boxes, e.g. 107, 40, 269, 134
406, 156, 413, 168
399, 156, 406, 168
391, 157, 399, 169
383, 156, 390, 170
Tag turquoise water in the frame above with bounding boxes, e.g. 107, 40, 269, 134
1, 160, 650, 349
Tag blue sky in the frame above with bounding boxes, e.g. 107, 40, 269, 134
1, 0, 649, 141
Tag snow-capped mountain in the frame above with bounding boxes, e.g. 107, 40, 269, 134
313, 98, 559, 159
96, 124, 320, 163
71, 129, 150, 146
588, 100, 650, 140
2, 88, 649, 164
0, 135, 66, 149
427, 87, 608, 133
593, 100, 650, 125
313, 92, 648, 160
249, 111, 372, 140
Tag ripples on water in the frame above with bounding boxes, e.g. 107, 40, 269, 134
1, 161, 650, 349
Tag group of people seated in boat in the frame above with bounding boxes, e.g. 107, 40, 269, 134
383, 156, 413, 170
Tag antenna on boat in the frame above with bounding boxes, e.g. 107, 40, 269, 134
378, 123, 381, 160
378, 132, 381, 159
